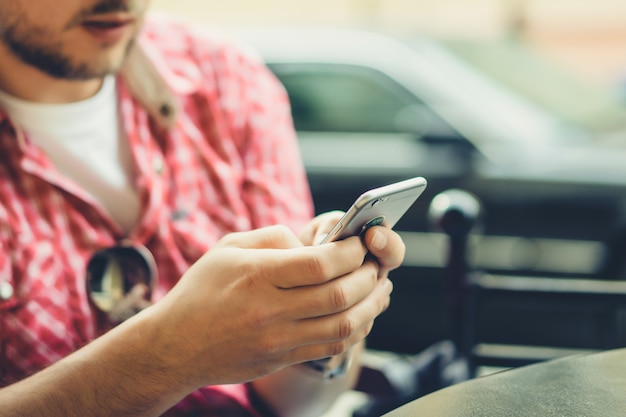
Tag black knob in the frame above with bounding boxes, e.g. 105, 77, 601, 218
428, 189, 482, 239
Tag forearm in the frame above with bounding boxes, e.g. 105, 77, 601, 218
250, 342, 364, 417
0, 307, 191, 417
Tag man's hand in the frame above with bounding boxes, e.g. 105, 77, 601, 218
149, 224, 394, 391
299, 211, 407, 278
0, 222, 400, 417
361, 224, 406, 279
247, 214, 406, 417
298, 210, 345, 246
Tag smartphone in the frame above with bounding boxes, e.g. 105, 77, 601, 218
319, 176, 427, 244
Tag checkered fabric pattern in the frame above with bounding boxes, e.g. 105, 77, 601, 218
0, 15, 313, 416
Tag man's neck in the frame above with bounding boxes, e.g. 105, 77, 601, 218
0, 44, 103, 104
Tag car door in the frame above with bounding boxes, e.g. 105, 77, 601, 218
266, 62, 474, 217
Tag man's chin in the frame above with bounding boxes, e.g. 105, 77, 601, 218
59, 41, 135, 80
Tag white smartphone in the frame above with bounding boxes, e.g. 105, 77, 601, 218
319, 176, 428, 244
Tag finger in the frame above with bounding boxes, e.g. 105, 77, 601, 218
302, 276, 393, 344
277, 260, 379, 320
279, 277, 393, 363
261, 236, 367, 288
216, 224, 304, 250
298, 211, 345, 246
362, 226, 406, 277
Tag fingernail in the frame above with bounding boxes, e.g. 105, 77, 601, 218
371, 230, 388, 250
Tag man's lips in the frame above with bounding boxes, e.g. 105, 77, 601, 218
81, 13, 135, 28
82, 21, 130, 29
80, 14, 136, 42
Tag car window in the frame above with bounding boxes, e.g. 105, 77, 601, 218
438, 38, 626, 136
269, 63, 454, 138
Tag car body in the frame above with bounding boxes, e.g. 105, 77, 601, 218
230, 26, 626, 352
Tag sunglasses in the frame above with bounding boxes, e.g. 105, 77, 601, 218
86, 241, 157, 326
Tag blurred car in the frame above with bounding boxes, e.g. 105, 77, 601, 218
230, 27, 626, 352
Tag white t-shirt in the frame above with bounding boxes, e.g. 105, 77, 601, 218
0, 77, 140, 234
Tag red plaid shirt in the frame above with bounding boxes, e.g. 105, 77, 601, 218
0, 16, 313, 416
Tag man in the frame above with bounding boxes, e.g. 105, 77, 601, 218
0, 1, 405, 416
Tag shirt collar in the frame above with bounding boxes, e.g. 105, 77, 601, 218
0, 26, 204, 134
120, 39, 203, 130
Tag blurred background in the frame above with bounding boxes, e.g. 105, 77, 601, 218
153, 0, 626, 87
150, 1, 626, 412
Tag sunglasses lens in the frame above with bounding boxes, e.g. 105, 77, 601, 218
89, 255, 125, 312
86, 243, 156, 324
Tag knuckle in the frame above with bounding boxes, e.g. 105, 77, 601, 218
217, 231, 239, 247
364, 261, 379, 277
336, 315, 356, 340
399, 239, 407, 257
249, 309, 271, 328
238, 259, 263, 289
328, 340, 349, 357
268, 224, 292, 239
304, 253, 332, 281
330, 283, 349, 310
380, 294, 391, 314
349, 325, 371, 347
257, 332, 285, 355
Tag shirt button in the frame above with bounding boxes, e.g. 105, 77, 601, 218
0, 282, 14, 301
159, 103, 172, 118
152, 157, 164, 175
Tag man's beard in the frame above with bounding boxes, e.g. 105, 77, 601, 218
1, 27, 135, 80
0, 0, 139, 80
